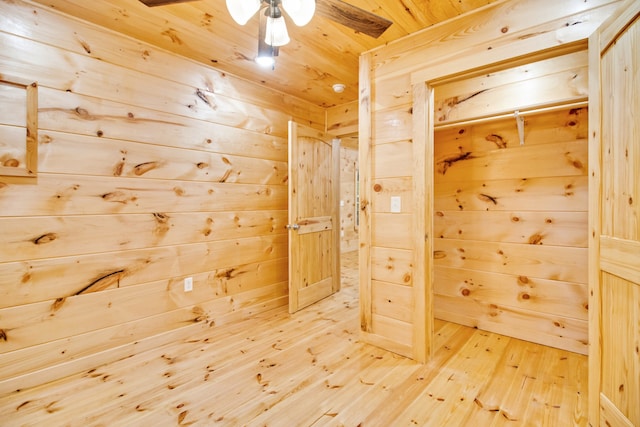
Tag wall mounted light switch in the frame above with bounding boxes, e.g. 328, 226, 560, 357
390, 196, 401, 213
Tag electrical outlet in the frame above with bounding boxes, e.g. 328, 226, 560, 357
184, 277, 193, 292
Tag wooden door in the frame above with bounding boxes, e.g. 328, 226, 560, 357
287, 121, 340, 313
589, 1, 640, 425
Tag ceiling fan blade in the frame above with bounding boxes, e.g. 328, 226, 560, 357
138, 0, 198, 7
315, 0, 392, 38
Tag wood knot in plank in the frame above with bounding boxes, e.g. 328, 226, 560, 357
433, 250, 446, 259
478, 193, 498, 205
218, 169, 233, 183
528, 233, 544, 245
75, 269, 126, 295
45, 401, 62, 414
324, 380, 342, 389
216, 268, 237, 280
437, 151, 473, 175
177, 410, 188, 424
72, 107, 96, 120
0, 329, 7, 341
161, 28, 183, 45
133, 161, 159, 176
16, 401, 31, 411
78, 39, 91, 54
152, 212, 169, 223
101, 191, 131, 204
51, 297, 67, 312
153, 214, 171, 235
564, 152, 584, 170
195, 89, 214, 109
191, 307, 210, 324
32, 232, 58, 245
3, 158, 19, 167
486, 134, 507, 148
113, 161, 125, 176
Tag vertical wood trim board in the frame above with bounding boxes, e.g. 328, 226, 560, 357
358, 52, 374, 337
411, 82, 433, 362
332, 138, 342, 293
588, 24, 604, 426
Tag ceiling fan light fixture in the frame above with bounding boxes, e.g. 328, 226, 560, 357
265, 15, 290, 46
257, 18, 279, 69
226, 0, 261, 25
255, 54, 276, 68
281, 0, 315, 26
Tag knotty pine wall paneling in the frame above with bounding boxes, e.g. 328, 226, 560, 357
0, 0, 325, 393
359, 0, 622, 358
326, 101, 358, 140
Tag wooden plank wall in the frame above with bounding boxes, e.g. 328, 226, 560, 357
0, 0, 325, 393
359, 0, 622, 358
327, 101, 358, 141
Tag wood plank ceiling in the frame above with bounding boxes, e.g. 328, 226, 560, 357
29, 0, 497, 107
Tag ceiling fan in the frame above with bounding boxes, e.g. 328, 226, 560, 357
140, 0, 392, 47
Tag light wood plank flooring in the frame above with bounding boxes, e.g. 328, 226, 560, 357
0, 251, 588, 426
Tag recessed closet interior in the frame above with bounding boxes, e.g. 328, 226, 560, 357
431, 49, 590, 355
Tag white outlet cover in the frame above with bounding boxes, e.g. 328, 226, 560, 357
390, 196, 401, 213
184, 277, 193, 292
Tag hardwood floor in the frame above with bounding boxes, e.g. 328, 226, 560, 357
0, 251, 588, 426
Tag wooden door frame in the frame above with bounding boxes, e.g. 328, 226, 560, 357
358, 15, 590, 362
404, 39, 588, 363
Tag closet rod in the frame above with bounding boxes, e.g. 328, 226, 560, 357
433, 100, 588, 130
